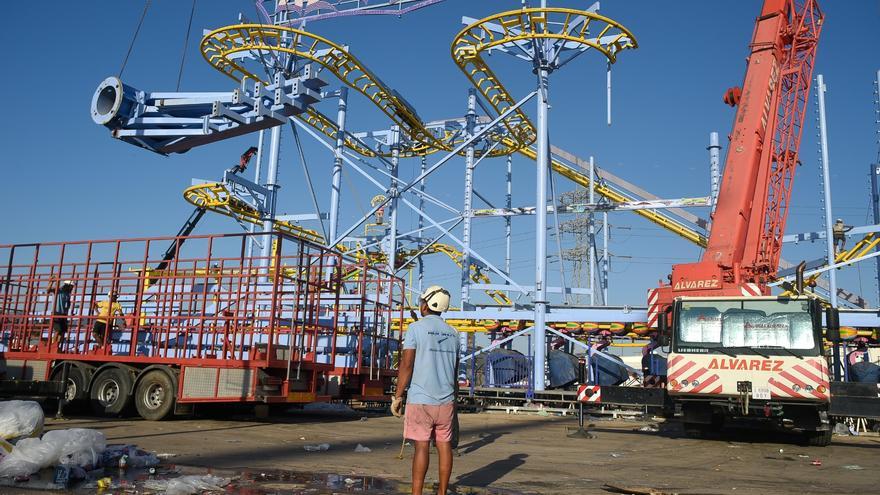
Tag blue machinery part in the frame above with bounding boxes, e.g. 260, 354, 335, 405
91, 67, 327, 155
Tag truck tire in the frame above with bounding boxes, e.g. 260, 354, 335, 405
90, 368, 133, 416
805, 428, 832, 447
52, 364, 88, 404
134, 370, 175, 421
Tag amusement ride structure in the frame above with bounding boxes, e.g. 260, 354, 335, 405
2, 1, 880, 419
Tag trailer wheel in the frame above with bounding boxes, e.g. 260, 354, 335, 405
805, 428, 832, 447
90, 368, 133, 416
135, 370, 175, 421
52, 364, 87, 404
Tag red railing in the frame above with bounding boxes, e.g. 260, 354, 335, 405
0, 233, 403, 382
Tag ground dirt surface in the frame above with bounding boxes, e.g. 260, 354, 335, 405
26, 409, 880, 494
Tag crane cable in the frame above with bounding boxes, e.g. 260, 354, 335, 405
176, 0, 198, 91
119, 0, 152, 78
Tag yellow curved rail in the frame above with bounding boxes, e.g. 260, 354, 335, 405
200, 24, 446, 158
184, 182, 511, 303
451, 8, 637, 155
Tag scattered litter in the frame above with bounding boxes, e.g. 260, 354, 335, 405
156, 453, 178, 459
360, 417, 369, 422
797, 454, 810, 458
102, 445, 159, 468
0, 401, 44, 443
811, 459, 822, 466
299, 437, 307, 441
833, 423, 851, 436
610, 453, 622, 458
344, 477, 357, 485
0, 428, 106, 477
842, 465, 864, 470
96, 477, 112, 490
354, 444, 371, 453
637, 425, 659, 432
778, 449, 784, 453
143, 474, 229, 495
303, 443, 330, 452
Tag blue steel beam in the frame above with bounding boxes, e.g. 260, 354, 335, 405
91, 68, 326, 155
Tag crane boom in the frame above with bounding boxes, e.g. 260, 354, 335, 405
668, 0, 822, 297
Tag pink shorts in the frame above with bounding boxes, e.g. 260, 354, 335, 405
404, 402, 455, 442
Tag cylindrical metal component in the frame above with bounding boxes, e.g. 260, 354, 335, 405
588, 156, 596, 306
534, 66, 550, 391
816, 75, 837, 309
328, 88, 348, 242
260, 125, 283, 269
385, 127, 401, 272
708, 132, 721, 211
461, 89, 477, 306
90, 77, 139, 127
817, 74, 841, 381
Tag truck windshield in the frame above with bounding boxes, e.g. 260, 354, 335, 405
674, 299, 819, 356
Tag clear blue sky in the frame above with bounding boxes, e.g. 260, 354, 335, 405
2, 1, 879, 307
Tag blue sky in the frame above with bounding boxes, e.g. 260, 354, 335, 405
2, 1, 879, 307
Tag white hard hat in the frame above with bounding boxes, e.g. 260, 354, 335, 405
421, 285, 450, 313
836, 218, 843, 222
62, 280, 74, 286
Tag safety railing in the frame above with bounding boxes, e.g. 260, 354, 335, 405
0, 233, 403, 375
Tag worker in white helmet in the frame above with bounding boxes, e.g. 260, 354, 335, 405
832, 218, 853, 255
392, 285, 458, 495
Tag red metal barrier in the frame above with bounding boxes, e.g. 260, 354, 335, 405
0, 232, 402, 406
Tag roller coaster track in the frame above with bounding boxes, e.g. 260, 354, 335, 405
184, 182, 512, 303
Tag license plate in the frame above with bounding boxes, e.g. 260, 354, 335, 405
752, 387, 771, 400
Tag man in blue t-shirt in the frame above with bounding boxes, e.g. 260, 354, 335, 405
392, 285, 458, 495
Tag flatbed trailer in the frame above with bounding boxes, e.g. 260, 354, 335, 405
0, 232, 403, 419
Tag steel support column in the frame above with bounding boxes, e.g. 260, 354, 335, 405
534, 63, 550, 391
505, 154, 513, 278
872, 163, 880, 305
418, 155, 427, 293
708, 131, 721, 215
602, 211, 609, 304
588, 156, 597, 306
247, 129, 266, 258
385, 127, 401, 272
460, 89, 478, 307
328, 88, 348, 241
260, 125, 282, 270
816, 75, 837, 309
817, 74, 840, 382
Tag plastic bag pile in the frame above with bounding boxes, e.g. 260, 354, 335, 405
0, 428, 106, 477
0, 401, 44, 442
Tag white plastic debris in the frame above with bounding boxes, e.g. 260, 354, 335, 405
144, 474, 229, 495
303, 443, 330, 452
354, 444, 371, 453
0, 428, 106, 477
0, 401, 44, 442
638, 425, 659, 432
842, 465, 864, 470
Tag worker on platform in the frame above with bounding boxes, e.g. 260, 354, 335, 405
833, 218, 853, 255
392, 285, 459, 495
92, 291, 123, 346
48, 280, 74, 352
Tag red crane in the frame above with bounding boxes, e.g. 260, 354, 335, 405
655, 0, 823, 310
